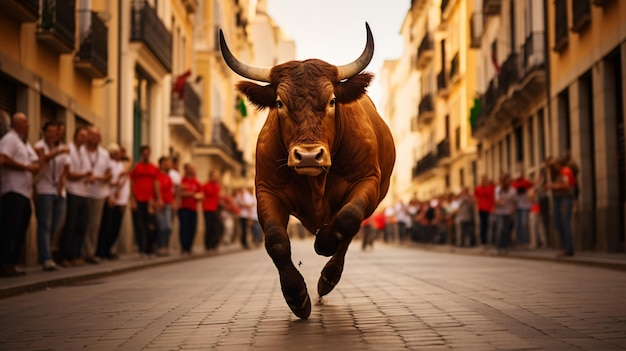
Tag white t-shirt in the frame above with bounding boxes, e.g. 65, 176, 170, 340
85, 146, 111, 199
34, 139, 70, 197
237, 191, 255, 219
110, 160, 130, 206
494, 186, 517, 215
169, 169, 181, 186
66, 142, 91, 197
0, 129, 38, 197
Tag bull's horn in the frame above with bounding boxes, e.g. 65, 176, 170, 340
219, 29, 271, 83
336, 22, 375, 80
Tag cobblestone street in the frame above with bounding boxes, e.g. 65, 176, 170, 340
1, 239, 625, 350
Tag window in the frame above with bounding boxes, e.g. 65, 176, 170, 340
459, 167, 465, 187
553, 0, 568, 52
528, 117, 535, 166
515, 125, 524, 162
455, 126, 461, 151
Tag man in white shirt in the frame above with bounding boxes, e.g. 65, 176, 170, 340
83, 127, 111, 264
60, 127, 92, 266
34, 121, 70, 271
0, 113, 39, 277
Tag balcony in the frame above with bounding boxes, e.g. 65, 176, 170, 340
469, 12, 483, 49
413, 152, 438, 179
0, 0, 39, 23
74, 12, 108, 79
449, 52, 460, 82
553, 0, 568, 53
571, 0, 591, 33
417, 94, 435, 127
436, 139, 451, 161
497, 53, 519, 95
130, 0, 172, 72
170, 81, 204, 139
483, 0, 502, 16
37, 0, 76, 54
518, 32, 547, 99
437, 69, 450, 97
212, 120, 244, 163
416, 34, 434, 69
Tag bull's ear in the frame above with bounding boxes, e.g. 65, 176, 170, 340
235, 81, 277, 109
335, 72, 374, 104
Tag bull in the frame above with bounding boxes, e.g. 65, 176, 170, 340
220, 23, 395, 319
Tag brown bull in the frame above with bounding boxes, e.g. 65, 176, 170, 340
220, 23, 395, 319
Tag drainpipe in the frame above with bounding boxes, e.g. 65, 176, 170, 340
116, 0, 123, 144
542, 0, 552, 159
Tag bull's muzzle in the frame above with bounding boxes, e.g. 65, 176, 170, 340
288, 144, 331, 176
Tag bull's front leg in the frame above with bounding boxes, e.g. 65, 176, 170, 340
314, 178, 379, 257
258, 191, 311, 319
314, 179, 380, 296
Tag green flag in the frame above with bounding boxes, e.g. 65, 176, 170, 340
237, 98, 247, 118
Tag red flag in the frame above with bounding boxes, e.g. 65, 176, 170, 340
491, 51, 500, 75
173, 69, 192, 99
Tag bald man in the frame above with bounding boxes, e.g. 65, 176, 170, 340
0, 113, 39, 277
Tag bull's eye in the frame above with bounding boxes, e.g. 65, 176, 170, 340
276, 100, 283, 108
329, 98, 336, 107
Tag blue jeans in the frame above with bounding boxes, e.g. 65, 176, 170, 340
156, 204, 172, 249
36, 194, 66, 263
515, 209, 530, 245
553, 195, 574, 253
494, 214, 512, 250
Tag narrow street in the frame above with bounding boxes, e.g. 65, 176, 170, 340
0, 239, 625, 350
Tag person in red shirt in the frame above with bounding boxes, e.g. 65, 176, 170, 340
130, 145, 161, 255
178, 163, 203, 254
202, 170, 223, 250
474, 175, 495, 247
548, 158, 576, 257
156, 156, 174, 255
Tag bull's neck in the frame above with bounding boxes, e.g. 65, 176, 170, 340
307, 173, 328, 215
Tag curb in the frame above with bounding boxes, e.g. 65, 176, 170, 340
0, 246, 248, 300
404, 243, 626, 272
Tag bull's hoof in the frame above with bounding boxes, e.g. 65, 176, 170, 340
283, 288, 311, 319
314, 225, 342, 257
317, 262, 343, 297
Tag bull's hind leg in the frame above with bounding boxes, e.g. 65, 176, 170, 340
264, 222, 311, 319
318, 237, 352, 297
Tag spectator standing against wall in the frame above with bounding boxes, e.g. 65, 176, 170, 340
455, 188, 476, 247
34, 121, 69, 271
474, 175, 495, 248
0, 113, 39, 276
493, 174, 517, 253
60, 127, 92, 266
83, 127, 112, 264
130, 145, 161, 256
235, 187, 255, 249
178, 163, 203, 254
202, 170, 222, 251
512, 173, 533, 249
547, 158, 576, 257
96, 144, 130, 260
156, 156, 174, 256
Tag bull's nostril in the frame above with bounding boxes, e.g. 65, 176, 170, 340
294, 150, 302, 161
315, 149, 324, 161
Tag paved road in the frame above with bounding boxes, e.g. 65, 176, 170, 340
0, 239, 625, 351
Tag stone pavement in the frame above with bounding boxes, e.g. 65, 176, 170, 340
1, 240, 626, 299
0, 239, 625, 350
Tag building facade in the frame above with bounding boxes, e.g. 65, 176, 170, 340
0, 0, 291, 265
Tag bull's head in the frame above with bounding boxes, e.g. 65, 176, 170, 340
220, 23, 374, 177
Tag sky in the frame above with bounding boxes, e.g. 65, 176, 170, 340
266, 0, 411, 105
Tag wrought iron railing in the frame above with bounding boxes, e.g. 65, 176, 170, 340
211, 120, 244, 163
38, 0, 76, 52
75, 11, 108, 77
171, 81, 202, 132
130, 0, 172, 72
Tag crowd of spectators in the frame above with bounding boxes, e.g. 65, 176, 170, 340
360, 153, 579, 257
0, 112, 261, 277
